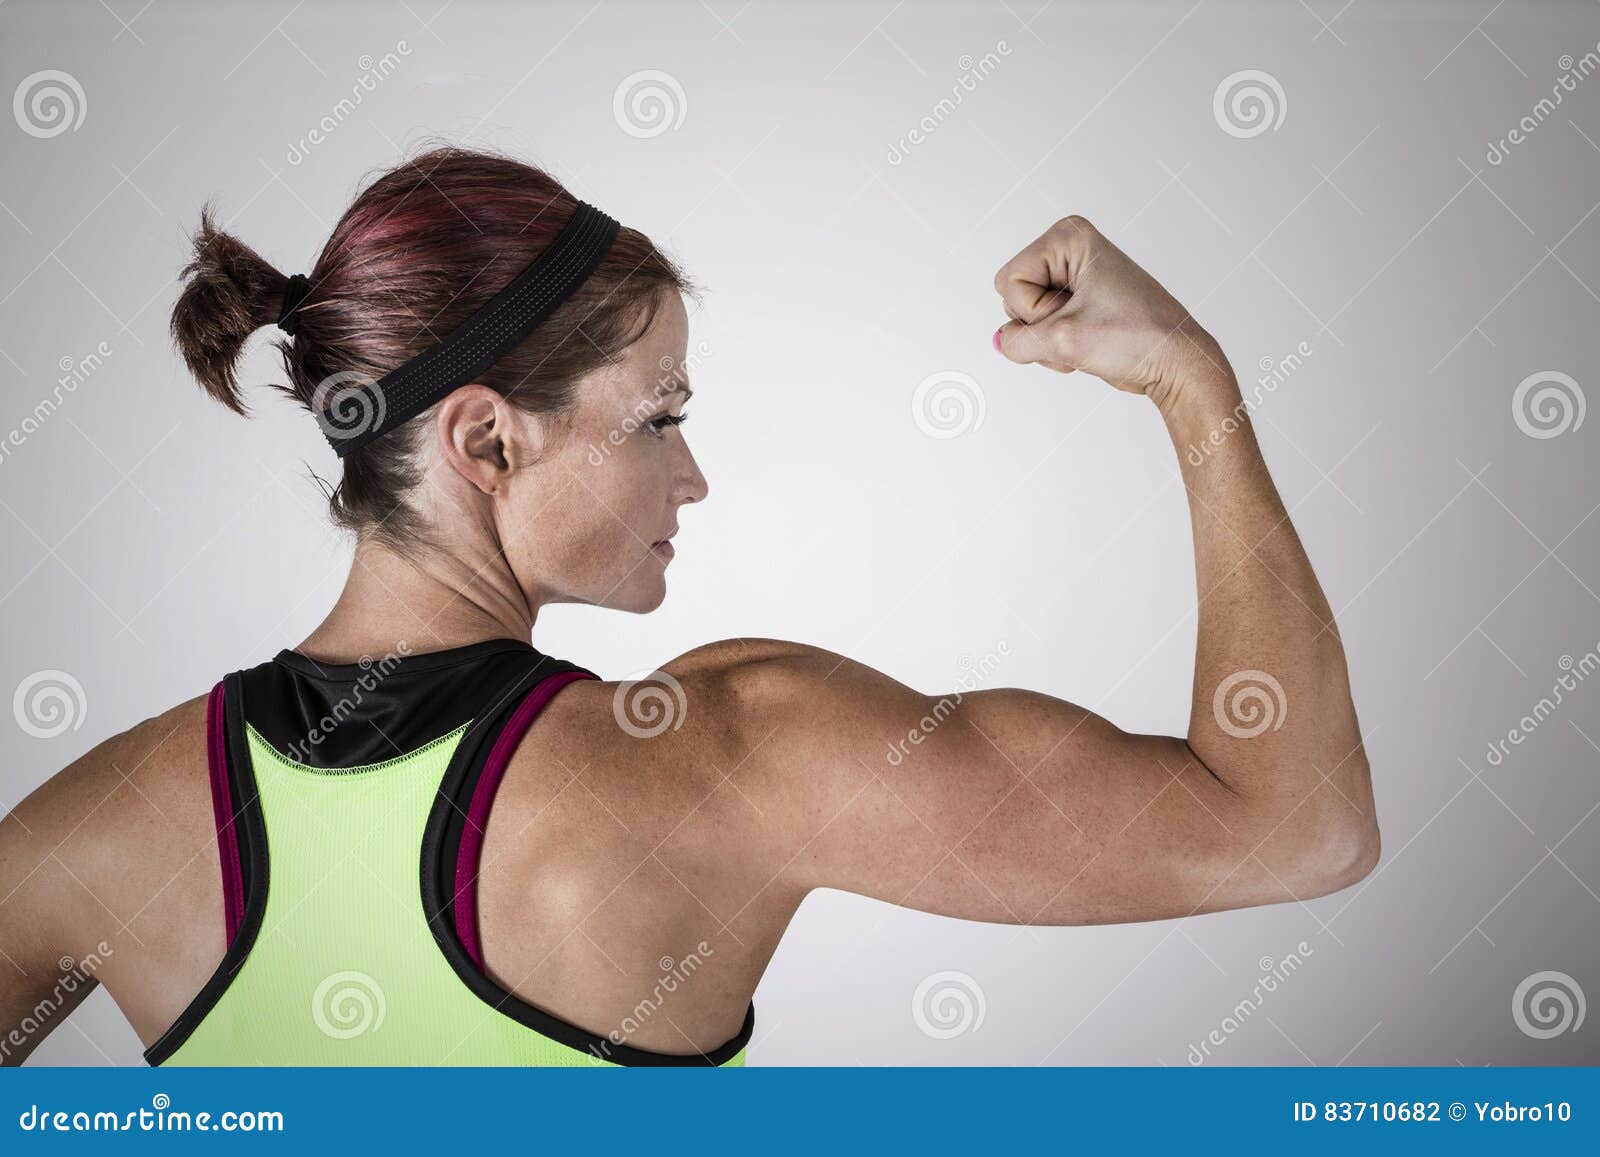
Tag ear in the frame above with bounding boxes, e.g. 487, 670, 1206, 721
433, 384, 541, 495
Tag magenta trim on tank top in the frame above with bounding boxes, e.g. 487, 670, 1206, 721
454, 669, 596, 970
206, 681, 246, 947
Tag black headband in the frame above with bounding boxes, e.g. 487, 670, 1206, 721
311, 200, 621, 457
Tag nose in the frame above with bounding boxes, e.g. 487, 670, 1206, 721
678, 440, 709, 506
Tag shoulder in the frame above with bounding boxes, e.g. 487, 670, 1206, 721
548, 638, 833, 773
546, 636, 909, 822
5, 691, 210, 841
656, 636, 833, 680
645, 637, 910, 754
657, 636, 899, 706
539, 638, 942, 851
644, 637, 945, 796
0, 692, 213, 945
81, 693, 212, 820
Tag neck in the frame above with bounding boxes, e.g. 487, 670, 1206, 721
295, 534, 541, 665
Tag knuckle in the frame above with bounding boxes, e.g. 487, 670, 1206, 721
1046, 318, 1079, 355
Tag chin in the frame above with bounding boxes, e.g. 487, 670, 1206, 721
602, 578, 667, 614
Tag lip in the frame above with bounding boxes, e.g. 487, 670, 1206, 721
651, 540, 675, 560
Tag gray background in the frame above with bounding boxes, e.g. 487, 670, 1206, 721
1, 0, 1596, 1065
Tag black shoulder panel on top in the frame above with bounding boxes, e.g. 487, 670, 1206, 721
243, 638, 583, 769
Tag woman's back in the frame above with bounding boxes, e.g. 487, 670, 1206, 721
8, 637, 803, 1064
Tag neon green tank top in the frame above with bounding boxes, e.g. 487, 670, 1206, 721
144, 640, 752, 1067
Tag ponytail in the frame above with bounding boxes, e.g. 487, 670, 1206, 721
169, 206, 300, 414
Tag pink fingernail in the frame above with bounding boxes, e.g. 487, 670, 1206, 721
992, 327, 1003, 353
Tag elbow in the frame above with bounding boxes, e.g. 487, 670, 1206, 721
1311, 813, 1380, 897
1326, 748, 1381, 892
1297, 792, 1381, 899
1242, 761, 1380, 901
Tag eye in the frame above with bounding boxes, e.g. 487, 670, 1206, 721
647, 412, 689, 438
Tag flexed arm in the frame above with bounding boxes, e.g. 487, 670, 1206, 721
675, 217, 1376, 926
993, 216, 1371, 828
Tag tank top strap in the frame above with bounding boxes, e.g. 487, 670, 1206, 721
143, 668, 268, 1065
420, 662, 598, 972
416, 661, 754, 1066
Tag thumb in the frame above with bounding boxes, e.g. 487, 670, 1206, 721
994, 317, 1075, 371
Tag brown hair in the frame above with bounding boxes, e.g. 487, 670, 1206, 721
171, 145, 695, 552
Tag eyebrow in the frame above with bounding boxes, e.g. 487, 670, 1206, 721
663, 382, 693, 402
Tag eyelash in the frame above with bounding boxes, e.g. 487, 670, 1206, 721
647, 412, 689, 437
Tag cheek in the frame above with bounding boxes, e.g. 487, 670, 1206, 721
519, 484, 631, 574
547, 515, 640, 585
509, 447, 659, 580
585, 435, 669, 522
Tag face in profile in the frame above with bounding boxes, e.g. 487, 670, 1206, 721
497, 289, 708, 614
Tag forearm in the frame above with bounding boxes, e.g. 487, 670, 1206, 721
990, 214, 1377, 893
1159, 367, 1371, 819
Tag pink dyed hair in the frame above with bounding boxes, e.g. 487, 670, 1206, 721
171, 145, 697, 550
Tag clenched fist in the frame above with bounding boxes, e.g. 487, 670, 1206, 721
993, 216, 1232, 412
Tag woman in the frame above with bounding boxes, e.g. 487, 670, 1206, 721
0, 146, 1377, 1067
